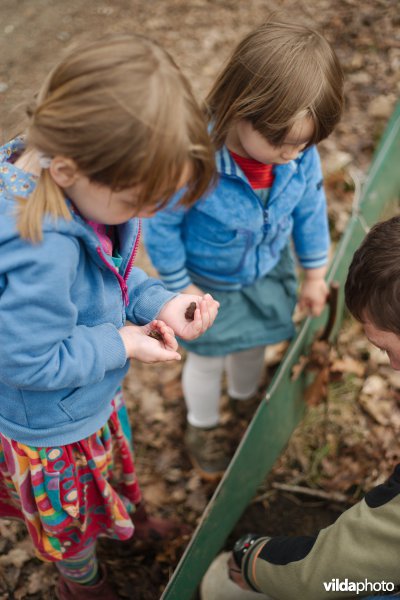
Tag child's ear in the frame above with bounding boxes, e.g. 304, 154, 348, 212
49, 156, 79, 188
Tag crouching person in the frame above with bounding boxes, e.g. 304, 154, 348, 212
201, 215, 400, 600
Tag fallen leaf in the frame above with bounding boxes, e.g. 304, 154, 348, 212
0, 547, 32, 568
331, 356, 366, 377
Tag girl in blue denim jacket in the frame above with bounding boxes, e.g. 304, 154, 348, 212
144, 17, 344, 479
0, 35, 219, 599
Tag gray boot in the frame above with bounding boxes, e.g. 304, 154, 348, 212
184, 424, 232, 480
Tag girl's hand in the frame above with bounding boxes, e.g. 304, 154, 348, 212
119, 320, 181, 363
157, 293, 220, 340
298, 277, 329, 317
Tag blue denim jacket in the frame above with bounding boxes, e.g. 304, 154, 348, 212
0, 139, 175, 446
143, 145, 330, 292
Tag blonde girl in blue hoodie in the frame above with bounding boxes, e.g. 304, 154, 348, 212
0, 35, 218, 599
144, 17, 344, 479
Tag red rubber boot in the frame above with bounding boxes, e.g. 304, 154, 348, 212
57, 566, 119, 600
132, 502, 191, 542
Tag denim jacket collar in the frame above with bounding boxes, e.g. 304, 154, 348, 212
216, 144, 302, 203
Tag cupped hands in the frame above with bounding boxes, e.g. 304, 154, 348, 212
157, 293, 219, 340
119, 320, 181, 363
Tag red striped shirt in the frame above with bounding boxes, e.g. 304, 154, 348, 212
230, 151, 274, 190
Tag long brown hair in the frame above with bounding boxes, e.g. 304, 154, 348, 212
18, 34, 215, 241
205, 16, 344, 149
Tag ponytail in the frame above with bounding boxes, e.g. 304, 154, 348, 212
17, 169, 71, 242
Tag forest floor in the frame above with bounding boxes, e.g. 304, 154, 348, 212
0, 1, 399, 598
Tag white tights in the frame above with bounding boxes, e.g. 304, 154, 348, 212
182, 346, 266, 428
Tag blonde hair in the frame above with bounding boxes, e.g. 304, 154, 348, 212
18, 34, 215, 241
205, 16, 344, 149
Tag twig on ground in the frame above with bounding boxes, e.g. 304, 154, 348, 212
265, 483, 349, 504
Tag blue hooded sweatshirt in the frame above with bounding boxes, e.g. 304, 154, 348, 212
0, 138, 175, 446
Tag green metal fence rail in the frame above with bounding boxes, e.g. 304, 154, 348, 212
161, 102, 400, 600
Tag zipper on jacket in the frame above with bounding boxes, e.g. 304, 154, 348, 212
256, 208, 271, 279
223, 172, 270, 283
263, 209, 270, 232
96, 220, 141, 307
96, 248, 129, 305
124, 220, 141, 283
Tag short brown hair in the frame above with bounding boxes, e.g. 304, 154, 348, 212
345, 216, 400, 333
19, 34, 215, 241
205, 16, 344, 149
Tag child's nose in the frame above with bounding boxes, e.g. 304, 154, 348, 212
281, 147, 300, 161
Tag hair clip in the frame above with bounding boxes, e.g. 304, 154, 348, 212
38, 153, 52, 169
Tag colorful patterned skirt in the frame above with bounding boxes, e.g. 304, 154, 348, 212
0, 389, 141, 562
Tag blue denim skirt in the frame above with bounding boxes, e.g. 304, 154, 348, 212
180, 246, 297, 357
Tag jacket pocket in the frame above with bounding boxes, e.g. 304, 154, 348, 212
190, 228, 253, 276
186, 209, 254, 276
59, 386, 95, 421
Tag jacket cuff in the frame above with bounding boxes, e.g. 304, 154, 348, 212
132, 281, 177, 323
158, 266, 192, 291
242, 537, 270, 592
95, 323, 128, 370
298, 254, 329, 269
